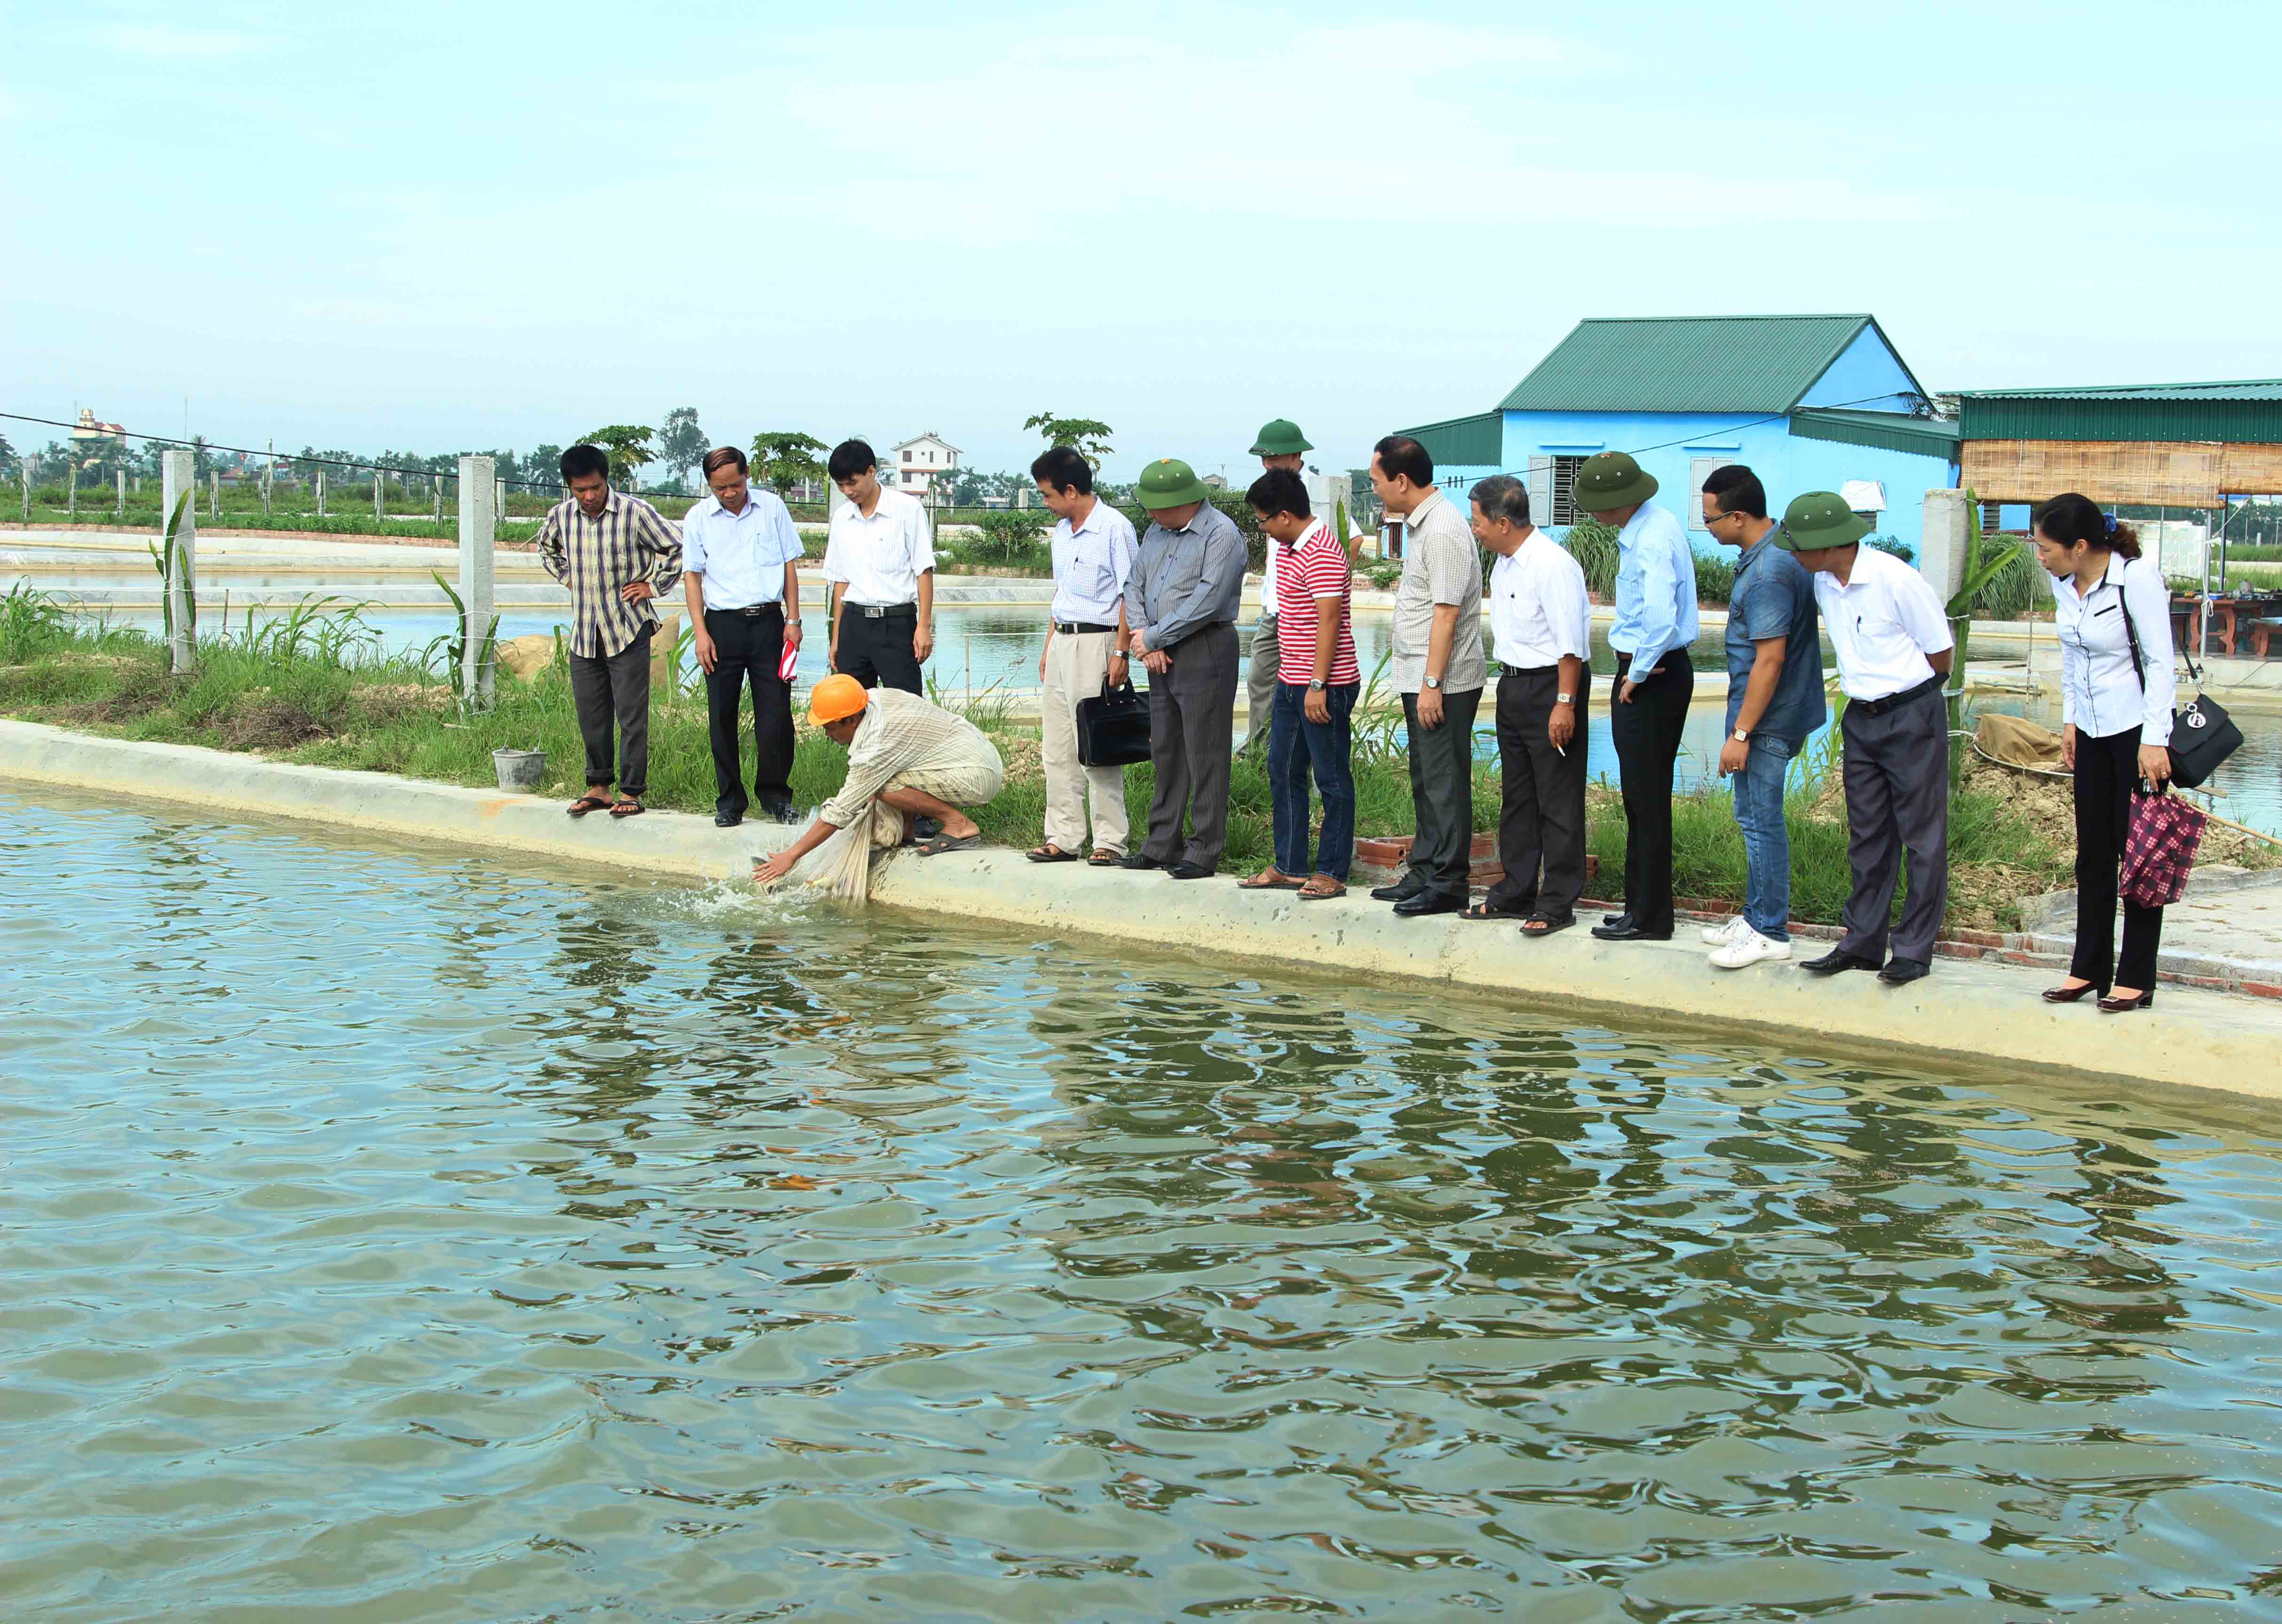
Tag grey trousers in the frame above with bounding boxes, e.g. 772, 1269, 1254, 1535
1838, 683, 1949, 965
1401, 685, 1484, 898
569, 629, 653, 797
1243, 611, 1279, 750
1141, 622, 1239, 870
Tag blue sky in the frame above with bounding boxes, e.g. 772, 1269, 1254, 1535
6, 0, 2280, 483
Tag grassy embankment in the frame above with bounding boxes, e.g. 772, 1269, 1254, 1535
10, 586, 2263, 928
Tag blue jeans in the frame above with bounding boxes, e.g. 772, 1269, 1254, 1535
1733, 734, 1796, 940
1269, 679, 1358, 880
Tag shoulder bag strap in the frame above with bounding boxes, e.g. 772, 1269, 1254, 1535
2113, 558, 2146, 692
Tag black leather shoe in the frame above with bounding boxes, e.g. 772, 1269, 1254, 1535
913, 814, 942, 842
1603, 912, 1627, 926
1801, 947, 1880, 976
762, 799, 799, 825
1165, 860, 1215, 880
1591, 919, 1671, 941
1878, 958, 1931, 985
2041, 980, 2101, 1004
1120, 852, 1163, 871
2098, 988, 2155, 1012
1595, 912, 1637, 934
1392, 890, 1464, 918
714, 810, 744, 828
1370, 881, 1422, 903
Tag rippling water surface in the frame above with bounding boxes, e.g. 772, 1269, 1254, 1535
4, 793, 2282, 1622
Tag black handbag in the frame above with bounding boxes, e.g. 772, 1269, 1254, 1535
1076, 676, 1151, 767
2118, 565, 2243, 789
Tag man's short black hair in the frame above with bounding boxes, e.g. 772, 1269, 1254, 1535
827, 439, 877, 483
1372, 434, 1433, 487
1245, 467, 1310, 519
1469, 474, 1530, 528
1030, 445, 1093, 496
702, 445, 748, 478
1702, 463, 1766, 519
560, 444, 610, 483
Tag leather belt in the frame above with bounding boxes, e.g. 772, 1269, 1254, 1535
1500, 663, 1558, 678
716, 602, 782, 618
1851, 673, 1943, 716
1053, 620, 1116, 634
850, 602, 916, 619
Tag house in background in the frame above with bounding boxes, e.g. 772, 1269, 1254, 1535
890, 432, 961, 499
1399, 314, 1959, 555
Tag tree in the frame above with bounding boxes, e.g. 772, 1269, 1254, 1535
524, 444, 564, 489
750, 430, 827, 499
576, 424, 656, 488
1023, 412, 1114, 467
656, 406, 707, 491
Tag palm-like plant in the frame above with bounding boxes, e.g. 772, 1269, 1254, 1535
1943, 489, 2025, 781
576, 425, 657, 489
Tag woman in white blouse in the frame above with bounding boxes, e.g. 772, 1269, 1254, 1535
2035, 493, 2177, 1013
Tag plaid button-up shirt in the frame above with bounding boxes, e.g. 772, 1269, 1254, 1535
536, 491, 685, 657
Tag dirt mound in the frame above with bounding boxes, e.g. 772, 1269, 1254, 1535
346, 683, 452, 726
218, 698, 334, 751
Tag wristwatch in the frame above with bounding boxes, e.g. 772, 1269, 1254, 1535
1555, 692, 1574, 705
1308, 679, 1327, 692
1424, 675, 1443, 690
1732, 727, 1750, 743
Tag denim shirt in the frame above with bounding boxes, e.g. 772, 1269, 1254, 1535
1725, 537, 1828, 744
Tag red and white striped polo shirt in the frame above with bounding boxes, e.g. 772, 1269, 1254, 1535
1274, 519, 1360, 686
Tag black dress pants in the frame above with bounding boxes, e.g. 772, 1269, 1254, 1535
1485, 668, 1590, 921
836, 605, 922, 694
567, 629, 652, 797
1401, 685, 1484, 899
1609, 648, 1693, 935
703, 605, 795, 817
2071, 724, 2164, 992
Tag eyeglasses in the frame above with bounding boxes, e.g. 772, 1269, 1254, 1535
1702, 508, 1737, 526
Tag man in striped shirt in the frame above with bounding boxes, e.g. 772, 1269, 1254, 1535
537, 443, 684, 818
1239, 468, 1359, 899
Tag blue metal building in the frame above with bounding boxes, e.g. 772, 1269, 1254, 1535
1399, 314, 1959, 555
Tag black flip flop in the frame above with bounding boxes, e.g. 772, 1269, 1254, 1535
1520, 913, 1574, 938
1462, 901, 1528, 921
567, 791, 611, 818
609, 797, 644, 819
1027, 845, 1080, 864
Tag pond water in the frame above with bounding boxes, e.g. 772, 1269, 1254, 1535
5, 793, 2282, 1621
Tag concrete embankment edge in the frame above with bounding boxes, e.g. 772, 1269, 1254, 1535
10, 718, 2279, 1105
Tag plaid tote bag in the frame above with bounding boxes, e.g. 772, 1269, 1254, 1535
2120, 789, 2208, 909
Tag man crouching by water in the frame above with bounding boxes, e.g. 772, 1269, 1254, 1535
752, 675, 1005, 885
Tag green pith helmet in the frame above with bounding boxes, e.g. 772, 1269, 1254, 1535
1135, 457, 1211, 510
1571, 450, 1658, 511
1249, 418, 1313, 457
1771, 490, 1872, 553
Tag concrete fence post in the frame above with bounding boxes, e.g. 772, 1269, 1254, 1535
1919, 488, 1969, 604
208, 470, 219, 519
373, 466, 384, 523
19, 453, 30, 521
433, 477, 443, 522
458, 454, 496, 705
116, 469, 126, 517
67, 458, 77, 516
162, 449, 197, 674
316, 470, 327, 517
262, 439, 274, 517
495, 476, 507, 527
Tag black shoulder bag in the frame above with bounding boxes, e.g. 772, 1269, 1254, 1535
2116, 560, 2242, 790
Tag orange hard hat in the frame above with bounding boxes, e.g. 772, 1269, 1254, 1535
808, 673, 869, 726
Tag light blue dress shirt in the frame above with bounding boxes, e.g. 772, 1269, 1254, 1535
1047, 499, 1137, 625
682, 489, 805, 610
1607, 501, 1701, 674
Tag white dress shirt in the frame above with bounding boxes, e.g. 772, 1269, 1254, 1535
822, 487, 935, 605
1488, 530, 1591, 670
2053, 554, 2176, 744
681, 488, 804, 610
1813, 544, 1954, 701
1047, 497, 1137, 625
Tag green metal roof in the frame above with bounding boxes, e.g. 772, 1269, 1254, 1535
1789, 407, 1960, 460
1497, 314, 1923, 415
1398, 409, 1503, 469
1958, 380, 2282, 444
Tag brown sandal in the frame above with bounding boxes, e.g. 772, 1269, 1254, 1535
1087, 849, 1121, 867
1237, 868, 1303, 891
1027, 843, 1080, 863
567, 790, 612, 818
1297, 878, 1346, 901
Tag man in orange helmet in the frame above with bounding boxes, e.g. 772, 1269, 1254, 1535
751, 674, 1004, 885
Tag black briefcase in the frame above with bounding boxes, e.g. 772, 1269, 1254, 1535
1076, 676, 1152, 767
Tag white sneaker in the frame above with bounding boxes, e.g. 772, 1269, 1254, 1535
1711, 925, 1792, 970
1700, 914, 1750, 945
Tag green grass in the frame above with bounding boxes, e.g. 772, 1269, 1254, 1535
2, 587, 2076, 922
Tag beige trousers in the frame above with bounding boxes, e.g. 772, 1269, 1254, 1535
1039, 625, 1131, 856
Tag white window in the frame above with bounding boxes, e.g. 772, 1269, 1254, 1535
1686, 456, 1728, 531
1548, 455, 1587, 526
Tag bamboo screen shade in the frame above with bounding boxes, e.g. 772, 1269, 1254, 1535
1962, 440, 2282, 504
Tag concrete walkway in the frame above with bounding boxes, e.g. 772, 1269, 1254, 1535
10, 718, 2282, 1105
